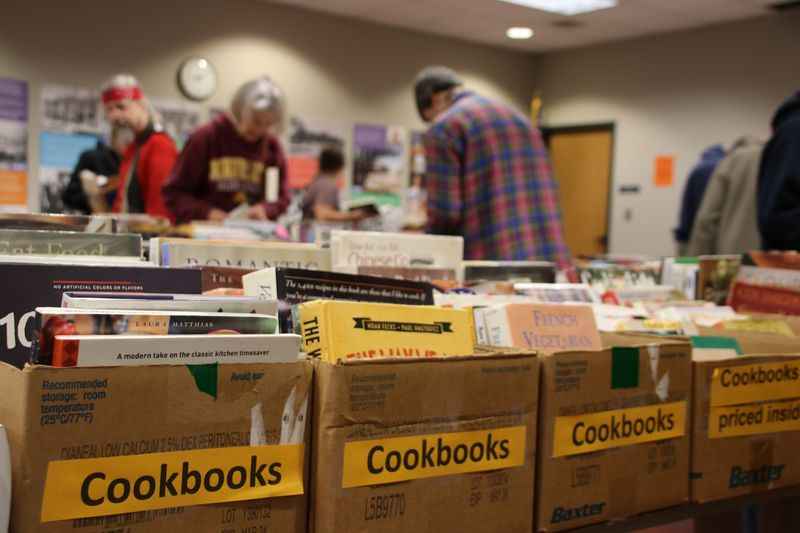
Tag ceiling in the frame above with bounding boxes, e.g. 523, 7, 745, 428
264, 0, 778, 52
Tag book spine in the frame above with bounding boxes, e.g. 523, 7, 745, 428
52, 335, 300, 367
482, 308, 513, 348
148, 238, 161, 265
299, 301, 327, 360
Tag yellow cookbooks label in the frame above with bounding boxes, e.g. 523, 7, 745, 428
341, 426, 526, 488
709, 398, 800, 438
41, 445, 304, 522
553, 401, 687, 458
710, 361, 800, 407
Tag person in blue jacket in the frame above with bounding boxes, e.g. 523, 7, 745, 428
674, 144, 726, 256
758, 91, 800, 251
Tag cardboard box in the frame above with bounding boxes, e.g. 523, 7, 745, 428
691, 331, 800, 503
536, 333, 692, 532
0, 359, 312, 532
311, 352, 539, 533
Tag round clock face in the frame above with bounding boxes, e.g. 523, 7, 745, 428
178, 58, 217, 101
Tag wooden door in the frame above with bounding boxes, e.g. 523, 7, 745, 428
546, 127, 613, 257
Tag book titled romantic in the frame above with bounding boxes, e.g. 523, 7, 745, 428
50, 333, 300, 367
150, 237, 331, 270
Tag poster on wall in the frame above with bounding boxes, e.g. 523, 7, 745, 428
39, 131, 100, 213
41, 84, 104, 134
152, 99, 202, 150
0, 78, 29, 212
286, 115, 347, 190
351, 123, 407, 207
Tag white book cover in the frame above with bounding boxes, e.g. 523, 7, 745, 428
242, 268, 280, 301
151, 238, 331, 271
513, 283, 600, 304
0, 425, 8, 533
62, 292, 278, 316
735, 265, 800, 290
475, 306, 514, 348
329, 230, 463, 276
53, 333, 300, 367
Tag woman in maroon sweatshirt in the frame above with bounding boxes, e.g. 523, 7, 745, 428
101, 74, 176, 220
163, 77, 290, 223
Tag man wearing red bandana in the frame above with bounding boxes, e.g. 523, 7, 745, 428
163, 77, 290, 223
101, 74, 177, 219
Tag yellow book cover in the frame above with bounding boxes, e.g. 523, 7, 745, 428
298, 300, 475, 362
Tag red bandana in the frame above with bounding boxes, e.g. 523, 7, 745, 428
101, 86, 143, 104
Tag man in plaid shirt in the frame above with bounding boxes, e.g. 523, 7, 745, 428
414, 66, 571, 268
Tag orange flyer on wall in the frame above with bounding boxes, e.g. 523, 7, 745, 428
653, 155, 675, 188
0, 170, 27, 207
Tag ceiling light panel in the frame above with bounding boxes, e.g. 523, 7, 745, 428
497, 0, 618, 16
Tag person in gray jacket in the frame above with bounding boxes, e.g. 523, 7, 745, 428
687, 137, 764, 256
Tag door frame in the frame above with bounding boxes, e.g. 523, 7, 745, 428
541, 122, 616, 254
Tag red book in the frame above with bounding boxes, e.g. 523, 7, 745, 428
728, 281, 800, 315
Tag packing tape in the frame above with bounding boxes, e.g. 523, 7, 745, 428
341, 426, 527, 488
41, 444, 304, 522
553, 401, 687, 457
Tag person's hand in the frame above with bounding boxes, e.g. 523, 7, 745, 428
207, 208, 228, 222
247, 204, 268, 220
348, 208, 371, 222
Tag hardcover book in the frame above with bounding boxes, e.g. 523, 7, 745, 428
51, 333, 300, 367
299, 300, 474, 363
0, 262, 201, 368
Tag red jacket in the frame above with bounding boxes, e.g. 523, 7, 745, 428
112, 126, 177, 220
162, 114, 290, 223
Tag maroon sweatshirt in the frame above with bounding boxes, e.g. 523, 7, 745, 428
162, 114, 290, 223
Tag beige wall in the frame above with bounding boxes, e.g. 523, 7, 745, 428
0, 0, 537, 210
535, 12, 800, 256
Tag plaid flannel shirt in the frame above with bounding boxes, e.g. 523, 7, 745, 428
423, 92, 571, 267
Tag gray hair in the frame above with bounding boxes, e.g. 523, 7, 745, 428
414, 66, 462, 120
230, 76, 286, 131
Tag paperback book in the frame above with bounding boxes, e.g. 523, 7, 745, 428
51, 333, 300, 367
243, 267, 434, 332
0, 262, 201, 368
463, 260, 556, 284
61, 292, 277, 315
0, 229, 142, 258
200, 266, 254, 292
32, 308, 278, 365
513, 283, 600, 304
299, 300, 474, 363
329, 230, 463, 277
151, 237, 331, 270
